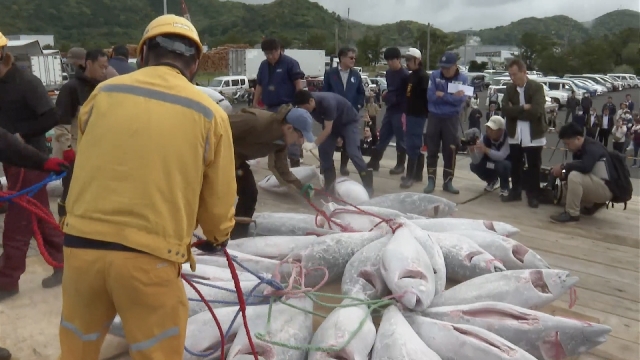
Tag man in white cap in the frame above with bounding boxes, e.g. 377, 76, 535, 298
469, 115, 511, 196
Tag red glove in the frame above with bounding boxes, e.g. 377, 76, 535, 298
43, 158, 70, 174
62, 148, 76, 163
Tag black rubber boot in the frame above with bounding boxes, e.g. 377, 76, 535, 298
230, 223, 251, 240
359, 169, 374, 197
289, 158, 300, 168
442, 170, 460, 194
423, 168, 437, 194
324, 167, 337, 193
366, 148, 383, 171
0, 347, 11, 360
340, 149, 350, 176
414, 154, 424, 182
42, 268, 63, 289
0, 289, 18, 303
389, 150, 406, 175
400, 157, 417, 189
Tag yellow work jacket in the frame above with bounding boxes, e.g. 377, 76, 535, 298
63, 66, 236, 269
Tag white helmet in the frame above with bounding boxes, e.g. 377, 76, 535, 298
196, 86, 232, 114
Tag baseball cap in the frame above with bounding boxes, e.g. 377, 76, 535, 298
286, 107, 315, 142
67, 47, 86, 61
438, 51, 458, 68
486, 116, 506, 130
405, 47, 421, 59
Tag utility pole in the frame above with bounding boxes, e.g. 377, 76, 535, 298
345, 8, 350, 45
335, 26, 339, 55
426, 23, 431, 70
464, 31, 469, 66
163, 0, 167, 14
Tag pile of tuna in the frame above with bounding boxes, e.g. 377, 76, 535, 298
108, 192, 611, 360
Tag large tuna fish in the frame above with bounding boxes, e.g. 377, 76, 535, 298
412, 218, 519, 237
183, 304, 272, 360
405, 314, 537, 360
250, 213, 337, 237
428, 232, 506, 282
185, 280, 269, 316
181, 263, 265, 282
423, 302, 612, 360
401, 220, 447, 294
371, 305, 441, 360
362, 192, 457, 218
308, 295, 377, 360
227, 297, 314, 360
430, 269, 579, 309
225, 235, 319, 260
317, 202, 395, 232
342, 237, 391, 299
447, 230, 550, 270
332, 177, 370, 205
257, 166, 319, 194
381, 227, 436, 311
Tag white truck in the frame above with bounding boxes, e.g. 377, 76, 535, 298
6, 40, 64, 96
228, 49, 326, 80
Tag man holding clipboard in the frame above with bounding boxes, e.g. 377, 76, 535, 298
423, 52, 469, 194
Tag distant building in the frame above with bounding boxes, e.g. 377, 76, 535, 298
454, 44, 518, 65
6, 34, 55, 48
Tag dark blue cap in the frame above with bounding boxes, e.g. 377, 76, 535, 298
438, 51, 458, 68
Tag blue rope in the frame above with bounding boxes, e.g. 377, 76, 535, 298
184, 233, 285, 357
0, 172, 66, 202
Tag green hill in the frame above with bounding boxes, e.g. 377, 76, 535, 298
1, 0, 638, 50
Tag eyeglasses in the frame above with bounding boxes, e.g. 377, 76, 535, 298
348, 56, 356, 60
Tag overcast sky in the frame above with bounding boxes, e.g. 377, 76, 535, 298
230, 0, 639, 31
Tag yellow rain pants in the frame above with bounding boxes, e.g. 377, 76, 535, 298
58, 247, 188, 360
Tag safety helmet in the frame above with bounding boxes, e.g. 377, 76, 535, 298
0, 32, 7, 47
137, 15, 203, 59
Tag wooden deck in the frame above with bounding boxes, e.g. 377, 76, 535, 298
0, 154, 638, 359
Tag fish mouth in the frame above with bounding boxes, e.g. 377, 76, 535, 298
325, 345, 355, 360
464, 251, 485, 265
563, 276, 580, 288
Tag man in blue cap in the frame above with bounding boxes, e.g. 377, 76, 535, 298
229, 105, 315, 239
293, 90, 374, 196
424, 51, 469, 194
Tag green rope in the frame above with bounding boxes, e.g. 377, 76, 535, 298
253, 287, 395, 353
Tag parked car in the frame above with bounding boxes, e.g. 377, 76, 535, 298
499, 80, 568, 108
486, 85, 557, 113
608, 74, 639, 88
564, 78, 597, 97
369, 77, 387, 92
572, 78, 607, 95
565, 74, 612, 92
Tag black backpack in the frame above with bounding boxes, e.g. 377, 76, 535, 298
605, 151, 633, 209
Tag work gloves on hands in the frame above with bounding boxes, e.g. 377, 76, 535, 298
193, 239, 228, 254
62, 148, 76, 163
43, 158, 70, 175
300, 183, 314, 200
302, 142, 317, 152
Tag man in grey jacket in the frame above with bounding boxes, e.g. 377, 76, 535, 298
469, 116, 511, 196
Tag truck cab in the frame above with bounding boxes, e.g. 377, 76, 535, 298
6, 39, 65, 101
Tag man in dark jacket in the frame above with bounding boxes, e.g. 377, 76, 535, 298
580, 93, 592, 115
54, 49, 108, 221
424, 51, 469, 194
500, 59, 547, 208
573, 107, 587, 132
108, 44, 134, 75
366, 47, 409, 175
601, 96, 616, 119
323, 47, 365, 176
400, 48, 428, 189
485, 103, 500, 122
0, 44, 65, 301
468, 104, 483, 132
565, 91, 580, 124
550, 122, 614, 223
0, 127, 68, 360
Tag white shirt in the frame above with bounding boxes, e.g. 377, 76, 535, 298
590, 114, 597, 126
602, 115, 609, 129
508, 84, 546, 147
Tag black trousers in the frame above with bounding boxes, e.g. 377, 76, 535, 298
509, 144, 542, 198
597, 128, 611, 147
564, 109, 575, 124
368, 116, 379, 145
232, 161, 259, 239
612, 141, 625, 153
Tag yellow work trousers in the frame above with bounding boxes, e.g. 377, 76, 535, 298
58, 247, 188, 360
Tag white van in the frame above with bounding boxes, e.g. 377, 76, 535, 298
536, 77, 585, 100
208, 75, 249, 97
499, 79, 568, 108
486, 85, 558, 113
608, 74, 639, 88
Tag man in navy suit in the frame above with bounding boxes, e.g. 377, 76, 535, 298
322, 47, 365, 175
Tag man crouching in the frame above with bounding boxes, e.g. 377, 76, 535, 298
549, 122, 614, 223
230, 105, 315, 238
469, 116, 511, 196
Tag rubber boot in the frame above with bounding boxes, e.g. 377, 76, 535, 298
0, 347, 11, 360
339, 149, 350, 176
414, 154, 424, 182
400, 157, 417, 189
230, 222, 251, 240
289, 158, 300, 168
324, 167, 337, 193
42, 268, 63, 289
366, 148, 383, 171
423, 168, 437, 194
359, 169, 374, 197
442, 170, 460, 194
389, 150, 406, 175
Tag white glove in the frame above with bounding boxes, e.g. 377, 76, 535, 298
302, 142, 317, 152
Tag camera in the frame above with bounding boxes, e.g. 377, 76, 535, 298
460, 135, 479, 147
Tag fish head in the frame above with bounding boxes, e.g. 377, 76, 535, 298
229, 340, 276, 360
396, 278, 434, 311
425, 202, 457, 218
521, 247, 551, 269
483, 220, 520, 237
540, 323, 611, 359
357, 268, 388, 298
468, 252, 507, 272
528, 270, 579, 299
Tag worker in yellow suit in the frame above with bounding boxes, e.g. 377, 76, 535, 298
58, 15, 237, 360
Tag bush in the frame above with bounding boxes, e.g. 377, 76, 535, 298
612, 64, 636, 74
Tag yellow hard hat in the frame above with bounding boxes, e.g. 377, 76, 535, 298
137, 15, 202, 58
0, 32, 7, 47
